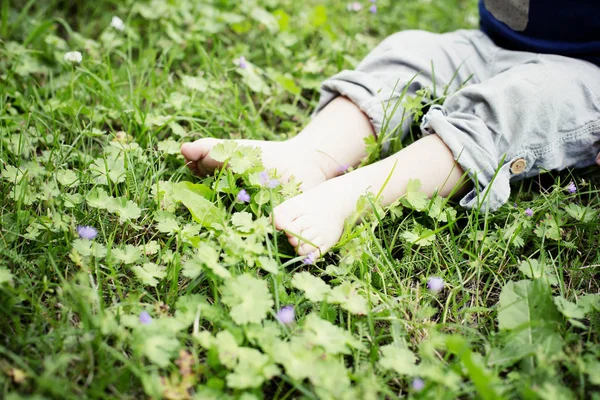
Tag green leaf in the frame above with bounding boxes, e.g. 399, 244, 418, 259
155, 211, 180, 234
90, 154, 126, 185
534, 216, 562, 241
272, 338, 322, 381
578, 294, 600, 313
113, 198, 142, 223
378, 345, 417, 375
401, 228, 436, 246
584, 355, 600, 385
181, 74, 208, 92
173, 181, 224, 228
275, 74, 301, 96
112, 245, 142, 264
209, 141, 239, 163
445, 335, 501, 400
214, 330, 240, 369
427, 196, 456, 222
257, 257, 279, 275
222, 274, 274, 325
250, 7, 279, 34
56, 169, 79, 187
231, 212, 254, 233
0, 267, 14, 285
226, 347, 280, 389
327, 281, 368, 315
405, 179, 428, 210
239, 68, 272, 95
229, 147, 262, 174
183, 243, 230, 279
272, 9, 290, 30
87, 188, 116, 210
517, 259, 559, 286
310, 5, 328, 28
553, 296, 585, 319
302, 314, 361, 355
132, 263, 166, 287
497, 280, 562, 363
563, 203, 595, 222
157, 139, 181, 155
291, 272, 331, 302
137, 334, 180, 367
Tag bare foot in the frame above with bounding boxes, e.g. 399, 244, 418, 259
181, 138, 339, 191
272, 173, 365, 256
272, 134, 468, 256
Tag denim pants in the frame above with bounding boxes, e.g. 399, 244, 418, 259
315, 29, 600, 211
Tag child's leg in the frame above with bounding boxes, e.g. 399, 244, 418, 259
181, 96, 373, 191
277, 51, 600, 256
273, 134, 468, 255
182, 30, 492, 190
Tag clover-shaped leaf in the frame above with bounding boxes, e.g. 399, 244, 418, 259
222, 274, 273, 325
291, 272, 331, 302
112, 245, 141, 264
210, 141, 239, 163
404, 178, 428, 211
328, 281, 368, 315
132, 263, 166, 287
113, 199, 142, 224
302, 314, 361, 355
231, 211, 254, 233
378, 345, 417, 375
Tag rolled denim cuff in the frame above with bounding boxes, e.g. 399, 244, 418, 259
420, 105, 512, 212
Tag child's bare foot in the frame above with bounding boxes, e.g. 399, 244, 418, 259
272, 172, 366, 256
272, 135, 467, 257
180, 138, 339, 191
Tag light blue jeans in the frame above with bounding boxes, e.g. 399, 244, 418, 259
316, 30, 600, 211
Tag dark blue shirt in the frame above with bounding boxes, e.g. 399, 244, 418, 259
479, 0, 600, 66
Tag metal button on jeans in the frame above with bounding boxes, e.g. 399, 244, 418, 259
510, 158, 527, 174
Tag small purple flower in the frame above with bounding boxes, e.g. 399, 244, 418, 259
237, 189, 250, 203
237, 56, 247, 69
369, 0, 376, 2
259, 170, 269, 186
524, 208, 533, 217
338, 164, 350, 174
369, 4, 377, 13
412, 377, 425, 392
347, 2, 362, 11
267, 179, 279, 189
139, 310, 152, 325
302, 252, 316, 265
427, 277, 444, 293
566, 181, 577, 194
276, 305, 295, 325
77, 225, 98, 240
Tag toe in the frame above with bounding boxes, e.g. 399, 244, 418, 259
287, 234, 300, 248
180, 138, 218, 162
298, 241, 321, 256
272, 203, 301, 231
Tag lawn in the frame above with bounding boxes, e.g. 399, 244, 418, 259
1, 0, 599, 399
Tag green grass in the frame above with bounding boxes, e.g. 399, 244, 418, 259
1, 0, 599, 399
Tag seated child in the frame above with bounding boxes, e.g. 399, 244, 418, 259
181, 0, 600, 257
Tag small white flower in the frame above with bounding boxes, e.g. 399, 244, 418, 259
64, 51, 82, 64
111, 16, 125, 31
